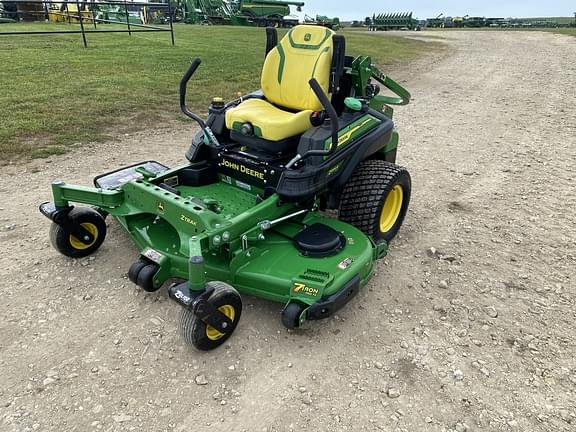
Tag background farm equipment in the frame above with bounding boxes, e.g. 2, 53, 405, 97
93, 3, 143, 25
176, 0, 303, 27
12, 1, 45, 21
47, 2, 94, 23
424, 13, 576, 29
0, 1, 17, 22
0, 0, 174, 47
368, 12, 419, 31
425, 13, 448, 28
304, 13, 340, 30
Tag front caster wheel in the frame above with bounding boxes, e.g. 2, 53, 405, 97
49, 207, 107, 258
136, 263, 160, 292
128, 260, 148, 285
281, 302, 307, 329
128, 260, 160, 292
178, 282, 242, 351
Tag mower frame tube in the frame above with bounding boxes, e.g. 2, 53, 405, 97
369, 65, 411, 106
51, 181, 124, 209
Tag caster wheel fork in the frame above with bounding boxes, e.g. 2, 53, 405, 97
175, 281, 243, 351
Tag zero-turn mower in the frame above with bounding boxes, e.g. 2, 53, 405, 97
40, 25, 412, 350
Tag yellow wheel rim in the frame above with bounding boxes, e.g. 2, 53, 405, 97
206, 305, 235, 341
69, 223, 99, 250
379, 185, 403, 233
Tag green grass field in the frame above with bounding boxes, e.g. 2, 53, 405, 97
547, 28, 576, 36
0, 23, 438, 161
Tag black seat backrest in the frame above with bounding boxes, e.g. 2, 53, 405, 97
330, 35, 346, 93
265, 27, 278, 58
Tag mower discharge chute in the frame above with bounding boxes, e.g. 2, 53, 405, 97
40, 25, 412, 350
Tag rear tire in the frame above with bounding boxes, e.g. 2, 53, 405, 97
178, 282, 242, 351
339, 160, 411, 243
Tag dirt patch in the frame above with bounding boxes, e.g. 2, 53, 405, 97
1, 31, 575, 432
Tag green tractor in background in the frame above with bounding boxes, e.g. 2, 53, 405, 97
304, 14, 341, 30
176, 0, 304, 27
0, 1, 18, 23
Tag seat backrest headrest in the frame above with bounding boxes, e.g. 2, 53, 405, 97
261, 25, 335, 112
265, 27, 278, 57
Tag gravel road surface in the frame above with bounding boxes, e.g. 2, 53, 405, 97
1, 30, 575, 432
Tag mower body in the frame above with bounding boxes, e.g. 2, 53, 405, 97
40, 25, 412, 347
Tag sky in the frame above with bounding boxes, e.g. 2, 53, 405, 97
291, 1, 576, 20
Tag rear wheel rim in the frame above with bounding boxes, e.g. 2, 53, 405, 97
69, 223, 98, 250
379, 185, 403, 233
206, 305, 235, 341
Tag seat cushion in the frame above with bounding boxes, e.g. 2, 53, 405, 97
261, 25, 335, 112
225, 98, 313, 142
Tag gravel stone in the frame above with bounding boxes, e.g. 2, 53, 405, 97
195, 375, 208, 386
112, 414, 132, 423
484, 306, 499, 318
453, 370, 464, 381
42, 377, 56, 386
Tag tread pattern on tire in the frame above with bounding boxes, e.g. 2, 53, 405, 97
178, 281, 242, 351
339, 159, 410, 241
178, 307, 198, 348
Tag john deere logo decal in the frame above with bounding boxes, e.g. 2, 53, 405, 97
292, 283, 319, 297
157, 201, 165, 212
304, 33, 312, 41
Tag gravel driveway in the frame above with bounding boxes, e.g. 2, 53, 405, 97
1, 30, 575, 432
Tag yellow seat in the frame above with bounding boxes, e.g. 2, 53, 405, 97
226, 25, 335, 142
226, 99, 314, 142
